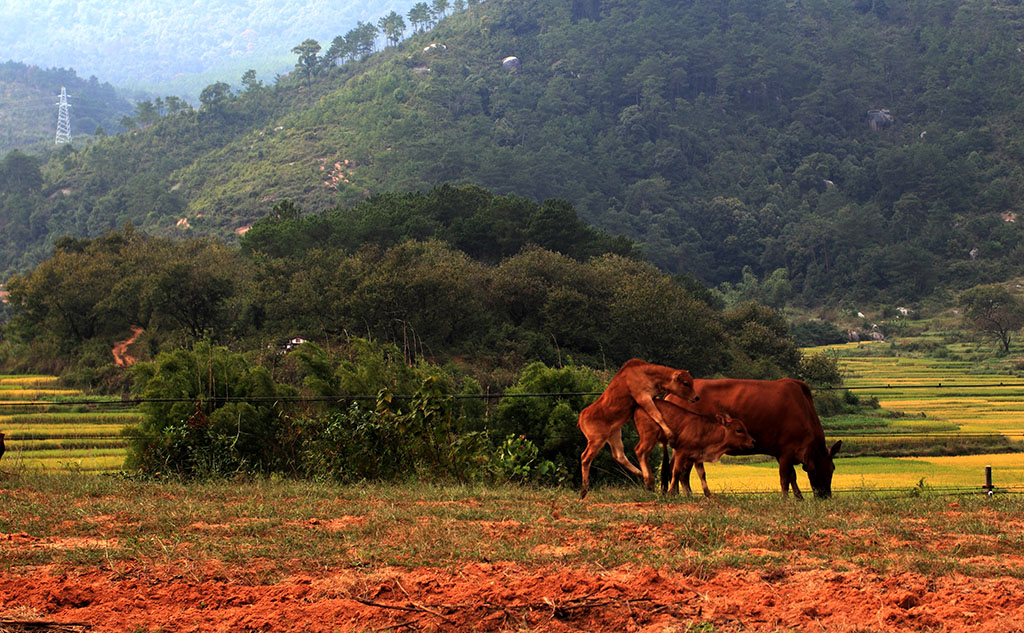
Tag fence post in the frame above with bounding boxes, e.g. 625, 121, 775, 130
983, 465, 994, 495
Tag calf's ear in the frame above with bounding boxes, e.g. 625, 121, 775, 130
671, 369, 692, 383
830, 440, 842, 457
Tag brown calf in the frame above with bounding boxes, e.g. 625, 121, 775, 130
633, 400, 754, 495
578, 359, 700, 499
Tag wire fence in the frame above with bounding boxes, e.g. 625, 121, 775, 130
3, 381, 1024, 496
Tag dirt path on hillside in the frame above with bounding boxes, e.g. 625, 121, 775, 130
111, 327, 143, 367
2, 554, 1023, 632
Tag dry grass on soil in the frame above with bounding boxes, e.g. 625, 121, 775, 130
2, 473, 1024, 632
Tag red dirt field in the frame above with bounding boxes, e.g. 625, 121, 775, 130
3, 479, 1024, 633
3, 530, 1024, 632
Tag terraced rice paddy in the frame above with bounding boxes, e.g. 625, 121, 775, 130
0, 375, 139, 472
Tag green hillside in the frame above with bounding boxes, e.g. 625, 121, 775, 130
5, 0, 1024, 306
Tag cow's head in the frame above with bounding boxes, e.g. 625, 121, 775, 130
717, 413, 755, 452
664, 369, 700, 404
803, 440, 842, 498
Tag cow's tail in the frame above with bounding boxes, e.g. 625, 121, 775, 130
795, 380, 822, 418
792, 378, 826, 441
660, 442, 670, 493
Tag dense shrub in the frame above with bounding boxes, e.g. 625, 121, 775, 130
125, 341, 295, 477
488, 435, 564, 485
296, 403, 414, 482
492, 361, 603, 481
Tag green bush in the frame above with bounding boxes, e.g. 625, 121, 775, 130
799, 351, 843, 387
493, 361, 603, 479
489, 435, 566, 485
296, 375, 490, 483
296, 403, 412, 482
791, 320, 848, 347
125, 341, 294, 477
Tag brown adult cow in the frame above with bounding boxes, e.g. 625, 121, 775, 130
577, 358, 700, 499
665, 378, 841, 498
632, 400, 754, 495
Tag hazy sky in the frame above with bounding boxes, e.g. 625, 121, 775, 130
1, 0, 418, 93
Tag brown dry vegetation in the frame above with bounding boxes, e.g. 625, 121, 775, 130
1, 473, 1023, 632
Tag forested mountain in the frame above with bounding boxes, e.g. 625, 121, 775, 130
5, 0, 1024, 307
0, 62, 132, 155
1, 0, 420, 95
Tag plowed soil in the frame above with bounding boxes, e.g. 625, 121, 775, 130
3, 481, 1024, 633
4, 522, 1024, 632
3, 559, 1024, 633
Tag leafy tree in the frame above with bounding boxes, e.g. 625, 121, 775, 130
291, 38, 321, 95
198, 81, 232, 117
163, 95, 188, 114
241, 69, 263, 92
134, 100, 159, 127
140, 240, 241, 341
721, 302, 802, 378
959, 284, 1024, 354
0, 151, 43, 195
431, 0, 450, 19
408, 2, 432, 32
378, 11, 406, 48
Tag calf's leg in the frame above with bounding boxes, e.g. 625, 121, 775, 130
580, 427, 642, 499
633, 431, 661, 491
694, 462, 712, 497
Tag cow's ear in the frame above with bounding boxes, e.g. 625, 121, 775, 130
830, 440, 842, 457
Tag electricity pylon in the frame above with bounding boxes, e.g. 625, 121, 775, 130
55, 86, 71, 145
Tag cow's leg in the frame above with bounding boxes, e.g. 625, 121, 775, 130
579, 413, 613, 500
659, 443, 671, 494
789, 466, 803, 500
634, 429, 660, 491
778, 457, 803, 500
668, 451, 681, 495
673, 458, 692, 496
579, 435, 607, 500
695, 462, 712, 497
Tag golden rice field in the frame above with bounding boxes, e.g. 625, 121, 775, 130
0, 375, 138, 472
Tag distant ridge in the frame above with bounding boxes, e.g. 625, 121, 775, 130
4, 0, 1024, 306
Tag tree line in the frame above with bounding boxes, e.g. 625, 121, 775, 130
1, 185, 826, 390
0, 184, 853, 484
